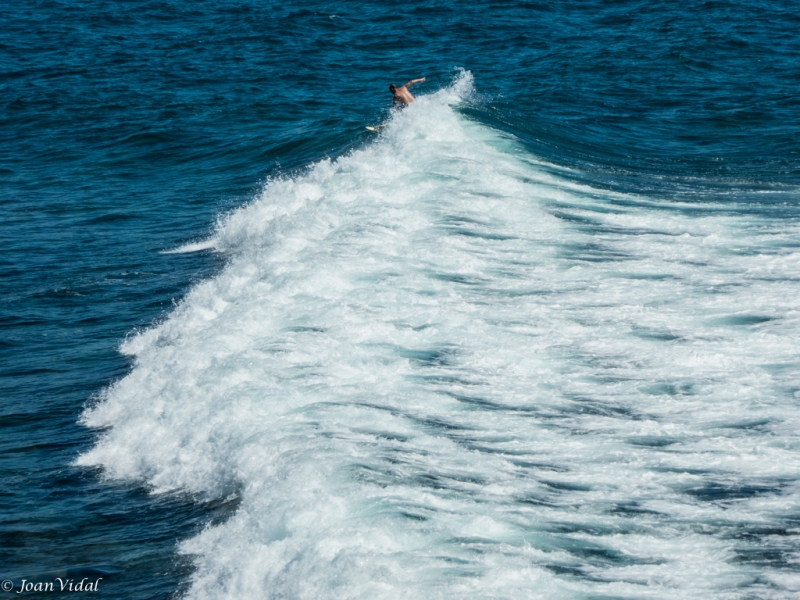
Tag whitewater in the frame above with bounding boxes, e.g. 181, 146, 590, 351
78, 74, 800, 599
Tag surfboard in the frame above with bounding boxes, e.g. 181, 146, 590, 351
366, 125, 386, 132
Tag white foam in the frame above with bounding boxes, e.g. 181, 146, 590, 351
162, 239, 217, 254
78, 71, 800, 599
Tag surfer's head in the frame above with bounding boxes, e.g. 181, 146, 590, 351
389, 84, 397, 94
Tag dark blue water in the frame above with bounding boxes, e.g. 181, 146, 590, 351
3, 1, 799, 598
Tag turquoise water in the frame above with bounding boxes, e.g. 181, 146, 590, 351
3, 1, 800, 598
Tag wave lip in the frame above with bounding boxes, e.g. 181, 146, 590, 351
78, 70, 800, 599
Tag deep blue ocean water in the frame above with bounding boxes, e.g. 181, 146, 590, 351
2, 1, 800, 598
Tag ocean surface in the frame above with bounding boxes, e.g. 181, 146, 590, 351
3, 1, 800, 598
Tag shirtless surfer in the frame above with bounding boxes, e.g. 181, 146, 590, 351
389, 77, 426, 107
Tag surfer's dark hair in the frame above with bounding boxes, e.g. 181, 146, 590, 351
389, 84, 396, 93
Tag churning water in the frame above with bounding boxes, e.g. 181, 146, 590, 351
4, 1, 800, 598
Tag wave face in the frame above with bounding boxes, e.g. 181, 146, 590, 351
79, 73, 800, 599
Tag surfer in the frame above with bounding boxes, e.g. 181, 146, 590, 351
390, 77, 426, 107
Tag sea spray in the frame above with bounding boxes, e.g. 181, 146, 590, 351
79, 72, 800, 599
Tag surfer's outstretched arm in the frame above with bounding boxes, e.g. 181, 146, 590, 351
404, 77, 426, 87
